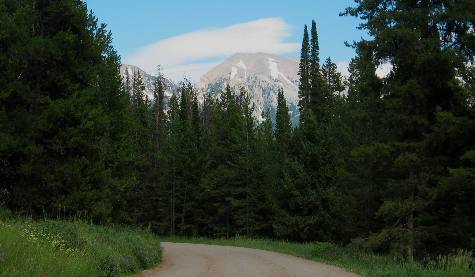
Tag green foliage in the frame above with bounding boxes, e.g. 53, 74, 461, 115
0, 0, 135, 222
298, 25, 311, 114
342, 0, 475, 259
322, 57, 345, 97
275, 88, 292, 147
0, 213, 161, 277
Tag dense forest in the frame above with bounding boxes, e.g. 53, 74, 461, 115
1, 0, 474, 261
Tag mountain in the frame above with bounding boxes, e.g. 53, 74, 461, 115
120, 52, 300, 124
120, 64, 176, 101
200, 53, 300, 124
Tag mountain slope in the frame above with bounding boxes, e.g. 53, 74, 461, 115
120, 53, 300, 123
200, 53, 300, 123
120, 64, 176, 101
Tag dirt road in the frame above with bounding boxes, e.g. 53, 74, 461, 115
139, 242, 359, 277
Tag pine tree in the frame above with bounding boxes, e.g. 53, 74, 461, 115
309, 20, 325, 116
309, 20, 320, 75
191, 94, 201, 143
144, 66, 167, 230
177, 81, 200, 235
337, 41, 387, 238
128, 70, 155, 224
152, 67, 166, 152
435, 149, 475, 252
125, 69, 131, 95
275, 88, 292, 148
199, 84, 249, 237
251, 109, 277, 236
345, 0, 475, 258
164, 93, 180, 235
322, 57, 345, 97
298, 25, 311, 116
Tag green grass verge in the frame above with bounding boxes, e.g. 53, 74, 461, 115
162, 236, 474, 277
0, 210, 161, 277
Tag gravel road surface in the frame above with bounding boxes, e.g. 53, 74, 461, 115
138, 242, 359, 277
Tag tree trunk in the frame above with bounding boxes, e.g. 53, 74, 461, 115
408, 194, 415, 262
181, 191, 187, 235
170, 178, 176, 235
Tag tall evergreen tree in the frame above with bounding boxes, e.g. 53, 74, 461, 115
322, 57, 345, 97
145, 67, 167, 229
128, 70, 155, 224
298, 25, 311, 115
345, 0, 475, 258
309, 20, 325, 116
164, 93, 180, 235
336, 41, 387, 239
152, 67, 166, 152
250, 109, 276, 236
275, 88, 292, 148
309, 20, 320, 75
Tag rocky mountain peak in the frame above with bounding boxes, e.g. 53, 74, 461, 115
200, 52, 300, 123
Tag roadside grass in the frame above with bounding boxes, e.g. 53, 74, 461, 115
162, 236, 474, 277
0, 209, 161, 277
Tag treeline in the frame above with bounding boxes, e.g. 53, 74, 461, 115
1, 0, 474, 260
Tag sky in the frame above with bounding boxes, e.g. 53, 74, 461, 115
84, 0, 367, 81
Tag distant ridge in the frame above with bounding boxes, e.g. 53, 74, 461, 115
200, 52, 300, 123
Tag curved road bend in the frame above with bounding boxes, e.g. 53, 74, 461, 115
138, 242, 360, 277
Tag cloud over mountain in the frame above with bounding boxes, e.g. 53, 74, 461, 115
125, 17, 299, 81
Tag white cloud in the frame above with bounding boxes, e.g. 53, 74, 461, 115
125, 17, 299, 81
162, 62, 219, 83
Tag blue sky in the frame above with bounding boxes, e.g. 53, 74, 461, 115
85, 0, 366, 80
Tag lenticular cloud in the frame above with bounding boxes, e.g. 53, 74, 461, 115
125, 17, 300, 79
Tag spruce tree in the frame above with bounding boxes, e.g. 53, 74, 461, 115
145, 67, 167, 230
152, 67, 166, 152
310, 20, 320, 74
309, 20, 325, 116
345, 0, 475, 257
337, 41, 387, 238
128, 70, 155, 224
251, 109, 276, 236
199, 84, 247, 237
164, 93, 180, 235
275, 88, 292, 148
298, 25, 310, 116
322, 57, 345, 97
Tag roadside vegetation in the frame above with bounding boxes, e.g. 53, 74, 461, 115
0, 209, 161, 277
163, 236, 474, 277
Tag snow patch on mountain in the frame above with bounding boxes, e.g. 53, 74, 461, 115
231, 67, 238, 79
200, 52, 300, 124
120, 52, 301, 124
268, 58, 279, 79
237, 59, 247, 71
